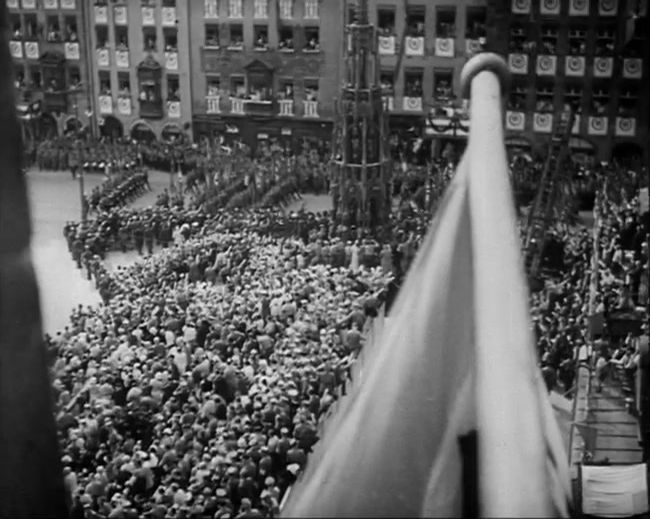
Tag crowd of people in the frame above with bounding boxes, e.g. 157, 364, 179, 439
35, 124, 649, 518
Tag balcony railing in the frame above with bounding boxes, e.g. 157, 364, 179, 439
206, 95, 221, 114
615, 117, 636, 137
140, 100, 164, 119
505, 110, 525, 131
536, 55, 557, 75
115, 49, 129, 68
565, 55, 585, 76
245, 99, 275, 115
434, 38, 454, 58
403, 96, 422, 111
117, 96, 132, 116
43, 91, 68, 112
278, 99, 294, 116
533, 112, 553, 133
508, 53, 528, 74
593, 57, 613, 78
587, 116, 608, 136
9, 41, 23, 59
98, 94, 113, 115
165, 51, 178, 71
162, 6, 177, 26
378, 35, 395, 56
383, 96, 394, 112
94, 5, 108, 24
303, 100, 319, 117
96, 47, 110, 67
404, 36, 425, 56
622, 58, 642, 79
230, 97, 245, 114
167, 100, 181, 118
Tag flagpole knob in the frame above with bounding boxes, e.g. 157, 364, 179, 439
460, 52, 510, 100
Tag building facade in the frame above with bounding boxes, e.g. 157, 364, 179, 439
189, 0, 342, 152
366, 0, 487, 159
487, 0, 649, 165
87, 0, 193, 141
7, 0, 91, 142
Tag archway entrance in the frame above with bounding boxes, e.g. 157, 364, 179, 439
39, 112, 58, 139
161, 123, 183, 142
130, 121, 156, 143
64, 116, 83, 136
100, 116, 124, 141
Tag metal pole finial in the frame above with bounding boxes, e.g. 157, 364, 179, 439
460, 53, 511, 101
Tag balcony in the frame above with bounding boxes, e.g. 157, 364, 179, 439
465, 39, 483, 56
615, 117, 636, 137
536, 55, 557, 75
167, 100, 181, 119
587, 116, 608, 136
505, 110, 525, 131
117, 96, 132, 116
165, 51, 179, 71
533, 112, 553, 133
206, 95, 221, 114
116, 49, 129, 68
303, 100, 319, 117
508, 53, 528, 74
9, 41, 23, 59
278, 99, 294, 116
162, 6, 177, 27
230, 97, 245, 114
383, 96, 394, 112
94, 5, 108, 24
593, 57, 613, 78
403, 96, 422, 112
434, 38, 454, 58
142, 7, 155, 26
565, 55, 585, 76
140, 100, 164, 119
98, 95, 113, 115
43, 91, 68, 112
21, 0, 36, 7
404, 36, 425, 57
378, 35, 395, 56
245, 99, 275, 116
622, 58, 642, 79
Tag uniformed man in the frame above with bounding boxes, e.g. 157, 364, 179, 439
132, 219, 145, 255
144, 218, 155, 255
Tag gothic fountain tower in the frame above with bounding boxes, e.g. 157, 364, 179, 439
331, 0, 392, 229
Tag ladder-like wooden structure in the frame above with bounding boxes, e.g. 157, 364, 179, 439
524, 109, 575, 278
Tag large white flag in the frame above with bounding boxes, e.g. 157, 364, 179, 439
282, 61, 571, 518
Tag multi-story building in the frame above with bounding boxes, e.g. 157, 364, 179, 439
367, 0, 488, 159
88, 0, 193, 141
7, 0, 91, 142
487, 0, 649, 166
189, 0, 342, 152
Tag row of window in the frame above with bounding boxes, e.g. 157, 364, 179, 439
14, 63, 80, 92
203, 0, 319, 21
95, 26, 178, 53
7, 0, 77, 10
204, 76, 318, 102
10, 12, 78, 42
204, 24, 319, 52
375, 6, 486, 39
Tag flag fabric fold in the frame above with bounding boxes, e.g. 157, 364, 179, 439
281, 68, 571, 518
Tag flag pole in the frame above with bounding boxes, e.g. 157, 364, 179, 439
461, 54, 567, 517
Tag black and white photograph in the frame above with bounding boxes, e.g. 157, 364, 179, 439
0, 0, 649, 517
